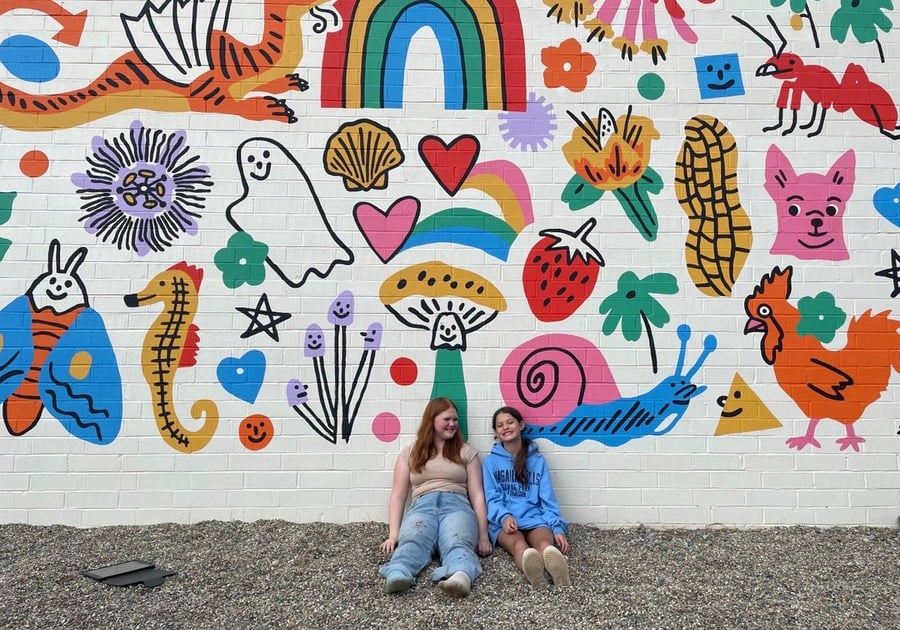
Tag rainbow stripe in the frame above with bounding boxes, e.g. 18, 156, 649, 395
400, 160, 534, 261
322, 0, 526, 111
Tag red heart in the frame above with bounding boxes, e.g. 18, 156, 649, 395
418, 135, 481, 196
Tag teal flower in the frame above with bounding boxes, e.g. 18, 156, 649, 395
797, 292, 846, 343
830, 0, 893, 62
215, 231, 268, 289
599, 270, 678, 373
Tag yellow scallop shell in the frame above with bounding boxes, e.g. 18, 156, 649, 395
323, 120, 405, 191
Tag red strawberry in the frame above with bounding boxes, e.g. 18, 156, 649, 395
522, 218, 604, 322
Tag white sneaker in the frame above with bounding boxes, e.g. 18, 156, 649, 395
522, 548, 546, 586
438, 571, 471, 597
542, 546, 570, 587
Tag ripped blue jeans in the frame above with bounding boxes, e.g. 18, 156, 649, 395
379, 491, 483, 584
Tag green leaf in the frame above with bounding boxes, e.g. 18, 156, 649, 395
642, 300, 672, 329
620, 312, 643, 341
0, 191, 16, 225
642, 272, 679, 295
612, 183, 659, 241
830, 19, 850, 43
562, 174, 604, 211
0, 237, 10, 261
640, 167, 664, 193
850, 22, 878, 44
600, 311, 621, 336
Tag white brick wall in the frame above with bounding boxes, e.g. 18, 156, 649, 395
0, 1, 898, 528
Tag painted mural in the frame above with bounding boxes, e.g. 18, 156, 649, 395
1, 0, 899, 528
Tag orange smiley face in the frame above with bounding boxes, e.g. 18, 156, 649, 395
239, 414, 274, 451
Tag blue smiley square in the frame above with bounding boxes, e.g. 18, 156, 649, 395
694, 53, 744, 99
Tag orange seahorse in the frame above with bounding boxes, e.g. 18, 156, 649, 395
0, 0, 328, 131
124, 262, 218, 453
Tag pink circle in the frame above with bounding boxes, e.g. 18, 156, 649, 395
390, 357, 418, 386
372, 412, 401, 442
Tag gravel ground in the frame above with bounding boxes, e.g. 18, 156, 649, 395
1, 521, 897, 629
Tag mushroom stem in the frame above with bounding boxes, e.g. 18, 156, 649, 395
430, 347, 469, 440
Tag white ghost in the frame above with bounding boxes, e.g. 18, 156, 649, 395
227, 137, 354, 288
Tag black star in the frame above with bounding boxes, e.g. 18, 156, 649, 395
875, 249, 900, 298
237, 293, 291, 342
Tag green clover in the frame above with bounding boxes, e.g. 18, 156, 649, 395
214, 231, 268, 289
599, 270, 678, 373
797, 292, 846, 343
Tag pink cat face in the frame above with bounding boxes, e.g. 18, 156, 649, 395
764, 145, 855, 261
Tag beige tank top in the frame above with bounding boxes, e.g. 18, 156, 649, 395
401, 442, 478, 501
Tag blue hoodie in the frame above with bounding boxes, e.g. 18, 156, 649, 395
482, 440, 569, 545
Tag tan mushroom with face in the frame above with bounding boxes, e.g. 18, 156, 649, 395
380, 261, 507, 437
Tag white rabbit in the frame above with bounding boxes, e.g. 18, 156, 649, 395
26, 239, 89, 315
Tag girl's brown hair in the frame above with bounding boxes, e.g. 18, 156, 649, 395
409, 397, 464, 473
492, 406, 530, 486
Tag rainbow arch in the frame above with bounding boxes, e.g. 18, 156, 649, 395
321, 0, 527, 111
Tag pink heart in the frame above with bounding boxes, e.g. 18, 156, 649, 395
353, 196, 421, 263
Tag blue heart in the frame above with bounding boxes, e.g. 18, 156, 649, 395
873, 184, 900, 228
217, 351, 266, 403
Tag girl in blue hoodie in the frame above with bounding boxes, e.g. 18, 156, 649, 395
482, 406, 570, 586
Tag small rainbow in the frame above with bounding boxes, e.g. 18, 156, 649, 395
400, 160, 534, 261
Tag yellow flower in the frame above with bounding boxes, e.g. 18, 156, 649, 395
562, 108, 660, 191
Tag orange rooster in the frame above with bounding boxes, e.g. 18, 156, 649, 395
744, 266, 900, 451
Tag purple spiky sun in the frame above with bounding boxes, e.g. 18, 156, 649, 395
71, 121, 212, 256
498, 92, 557, 152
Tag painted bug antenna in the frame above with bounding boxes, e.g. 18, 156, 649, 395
674, 324, 691, 376
732, 14, 778, 57
766, 14, 788, 56
685, 334, 717, 381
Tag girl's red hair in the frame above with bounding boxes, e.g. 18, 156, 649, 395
408, 397, 464, 473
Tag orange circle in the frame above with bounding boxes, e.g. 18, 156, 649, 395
239, 414, 274, 451
20, 150, 49, 178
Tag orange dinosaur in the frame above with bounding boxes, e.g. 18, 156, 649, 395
744, 266, 900, 452
0, 0, 327, 131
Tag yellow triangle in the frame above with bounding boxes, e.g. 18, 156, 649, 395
714, 373, 783, 436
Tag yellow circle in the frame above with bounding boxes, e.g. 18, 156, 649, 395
69, 351, 93, 380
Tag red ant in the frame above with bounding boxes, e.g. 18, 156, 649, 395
733, 14, 900, 140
